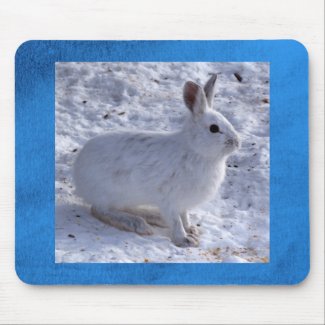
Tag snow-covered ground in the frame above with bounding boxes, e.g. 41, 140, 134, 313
55, 62, 269, 263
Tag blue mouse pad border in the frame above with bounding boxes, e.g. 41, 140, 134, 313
15, 40, 309, 285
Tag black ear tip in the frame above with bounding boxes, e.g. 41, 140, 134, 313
209, 73, 218, 82
204, 74, 218, 92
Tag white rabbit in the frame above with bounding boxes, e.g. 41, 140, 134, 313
73, 74, 240, 247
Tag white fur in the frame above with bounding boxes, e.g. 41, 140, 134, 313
73, 75, 240, 247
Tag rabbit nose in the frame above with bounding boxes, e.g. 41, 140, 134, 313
225, 137, 240, 148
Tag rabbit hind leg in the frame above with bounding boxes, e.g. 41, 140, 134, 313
123, 207, 167, 228
91, 206, 154, 236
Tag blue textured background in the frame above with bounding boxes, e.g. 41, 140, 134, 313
15, 40, 309, 285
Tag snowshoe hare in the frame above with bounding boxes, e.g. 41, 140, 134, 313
74, 74, 240, 247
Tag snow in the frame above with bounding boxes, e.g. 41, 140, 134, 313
55, 62, 269, 263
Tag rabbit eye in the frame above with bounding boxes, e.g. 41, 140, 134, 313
209, 124, 220, 133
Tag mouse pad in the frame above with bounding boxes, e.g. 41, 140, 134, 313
15, 40, 309, 284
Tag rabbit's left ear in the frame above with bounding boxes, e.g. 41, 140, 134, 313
204, 74, 217, 107
183, 81, 207, 116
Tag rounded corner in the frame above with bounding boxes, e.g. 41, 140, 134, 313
291, 265, 310, 286
15, 265, 37, 285
286, 39, 309, 60
15, 40, 37, 61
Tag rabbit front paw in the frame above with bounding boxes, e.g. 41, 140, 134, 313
173, 234, 199, 247
186, 225, 200, 237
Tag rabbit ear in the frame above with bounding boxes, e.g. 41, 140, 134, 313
183, 81, 207, 116
204, 74, 217, 107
